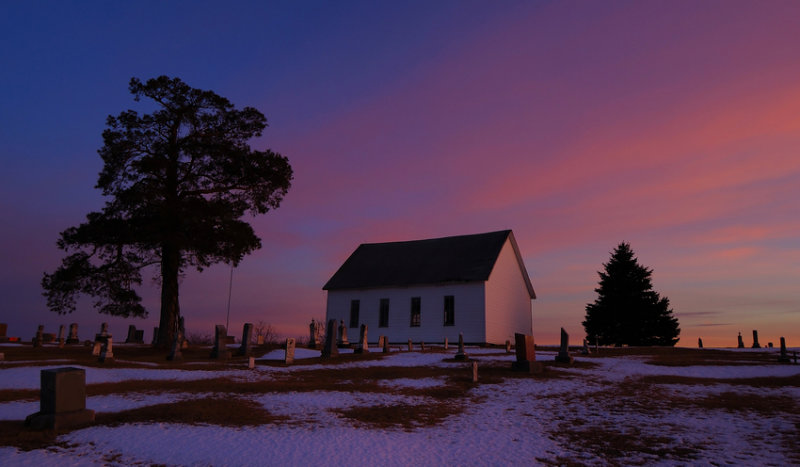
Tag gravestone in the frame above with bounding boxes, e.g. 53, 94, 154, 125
32, 325, 44, 347
768, 342, 773, 349
698, 338, 703, 349
100, 322, 109, 337
237, 323, 253, 356
125, 325, 145, 344
581, 338, 590, 355
248, 356, 255, 369
381, 335, 389, 353
505, 340, 512, 354
0, 323, 8, 343
25, 367, 95, 430
321, 319, 339, 358
355, 324, 369, 354
66, 323, 79, 344
511, 333, 543, 373
210, 325, 231, 359
43, 333, 56, 343
751, 330, 761, 349
407, 339, 413, 352
737, 332, 745, 348
555, 328, 574, 364
98, 337, 114, 363
338, 321, 350, 347
420, 341, 425, 351
151, 327, 159, 346
472, 361, 478, 383
377, 335, 386, 350
257, 334, 265, 346
285, 338, 296, 364
443, 337, 449, 350
778, 337, 791, 363
454, 333, 468, 361
308, 319, 321, 349
57, 325, 65, 347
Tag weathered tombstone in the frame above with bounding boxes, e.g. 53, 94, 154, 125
355, 324, 369, 354
25, 367, 95, 430
257, 334, 265, 346
751, 330, 761, 349
454, 333, 468, 361
308, 319, 321, 349
0, 323, 8, 343
768, 342, 773, 348
321, 319, 339, 358
237, 323, 253, 356
471, 361, 478, 383
419, 341, 425, 351
100, 322, 109, 337
98, 337, 114, 363
66, 323, 79, 344
57, 325, 65, 347
32, 325, 44, 347
555, 328, 574, 364
737, 332, 745, 348
377, 335, 385, 350
697, 338, 703, 349
91, 339, 103, 356
505, 340, 512, 354
210, 325, 231, 359
382, 335, 389, 353
443, 337, 449, 350
285, 337, 296, 364
511, 333, 542, 373
151, 327, 159, 346
338, 320, 350, 347
125, 325, 137, 343
778, 337, 791, 363
248, 356, 255, 369
407, 339, 413, 352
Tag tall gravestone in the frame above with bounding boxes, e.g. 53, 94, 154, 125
698, 338, 703, 349
210, 325, 231, 360
151, 327, 159, 346
25, 367, 95, 430
381, 335, 389, 353
57, 325, 65, 346
737, 332, 745, 348
555, 328, 574, 364
505, 340, 512, 354
751, 330, 761, 349
407, 339, 413, 352
32, 325, 44, 347
338, 321, 350, 347
511, 333, 542, 373
100, 322, 109, 337
98, 337, 114, 363
419, 341, 425, 351
66, 323, 79, 345
443, 337, 449, 350
285, 338, 296, 364
321, 319, 339, 358
355, 324, 369, 354
471, 361, 479, 383
308, 320, 321, 349
454, 333, 468, 361
237, 323, 253, 356
778, 337, 791, 363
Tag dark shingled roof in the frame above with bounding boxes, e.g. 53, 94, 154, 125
323, 230, 535, 297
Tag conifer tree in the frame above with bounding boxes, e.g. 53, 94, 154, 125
583, 242, 680, 346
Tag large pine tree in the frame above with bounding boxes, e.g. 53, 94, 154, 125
583, 242, 680, 346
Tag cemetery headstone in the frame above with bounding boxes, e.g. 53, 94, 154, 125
377, 335, 385, 350
505, 340, 512, 354
66, 323, 79, 344
472, 361, 478, 383
285, 337, 296, 364
125, 325, 137, 343
382, 335, 390, 353
248, 356, 255, 369
511, 333, 542, 373
454, 332, 468, 361
321, 319, 339, 358
237, 323, 253, 356
57, 325, 65, 347
355, 324, 369, 354
768, 342, 773, 348
698, 338, 703, 349
308, 319, 321, 349
338, 320, 350, 347
751, 330, 761, 349
420, 341, 425, 351
555, 328, 574, 364
0, 323, 7, 343
100, 322, 109, 337
98, 337, 114, 363
32, 325, 44, 347
778, 337, 791, 363
151, 327, 159, 346
443, 337, 449, 350
210, 325, 231, 359
407, 339, 413, 352
257, 334, 265, 346
24, 367, 95, 430
737, 332, 745, 348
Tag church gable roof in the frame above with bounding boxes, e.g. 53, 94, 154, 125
323, 230, 530, 292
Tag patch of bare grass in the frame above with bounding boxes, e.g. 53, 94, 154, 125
332, 400, 465, 430
95, 396, 284, 427
639, 374, 800, 388
555, 424, 701, 464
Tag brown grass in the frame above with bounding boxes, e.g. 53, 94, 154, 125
95, 396, 284, 427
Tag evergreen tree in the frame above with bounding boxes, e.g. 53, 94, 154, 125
42, 76, 292, 346
583, 242, 680, 346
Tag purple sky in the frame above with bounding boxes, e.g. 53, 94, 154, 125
1, 1, 799, 346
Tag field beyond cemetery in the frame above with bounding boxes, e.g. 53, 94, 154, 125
0, 343, 798, 465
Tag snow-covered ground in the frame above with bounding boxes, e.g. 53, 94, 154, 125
1, 347, 798, 466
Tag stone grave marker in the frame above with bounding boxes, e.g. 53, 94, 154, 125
66, 323, 79, 345
308, 319, 321, 349
511, 333, 542, 373
768, 342, 773, 348
210, 325, 231, 360
505, 340, 512, 354
407, 339, 413, 352
151, 327, 159, 346
698, 338, 703, 349
778, 337, 791, 363
98, 337, 114, 363
581, 338, 590, 355
355, 324, 369, 354
377, 335, 385, 350
381, 335, 389, 353
420, 341, 425, 351
257, 334, 265, 346
472, 361, 479, 383
338, 320, 350, 347
285, 337, 296, 364
752, 330, 761, 349
454, 333, 468, 361
100, 322, 109, 337
25, 367, 95, 430
248, 356, 255, 369
737, 332, 745, 348
321, 319, 339, 358
57, 325, 65, 347
32, 325, 44, 347
555, 328, 574, 364
0, 323, 7, 343
237, 323, 253, 356
443, 337, 448, 350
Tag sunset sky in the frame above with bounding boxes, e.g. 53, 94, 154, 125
1, 1, 798, 347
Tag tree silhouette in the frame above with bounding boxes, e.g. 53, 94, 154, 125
42, 76, 292, 346
583, 242, 680, 346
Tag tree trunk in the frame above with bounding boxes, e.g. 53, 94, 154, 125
157, 243, 181, 348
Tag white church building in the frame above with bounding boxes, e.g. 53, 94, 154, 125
322, 230, 536, 345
